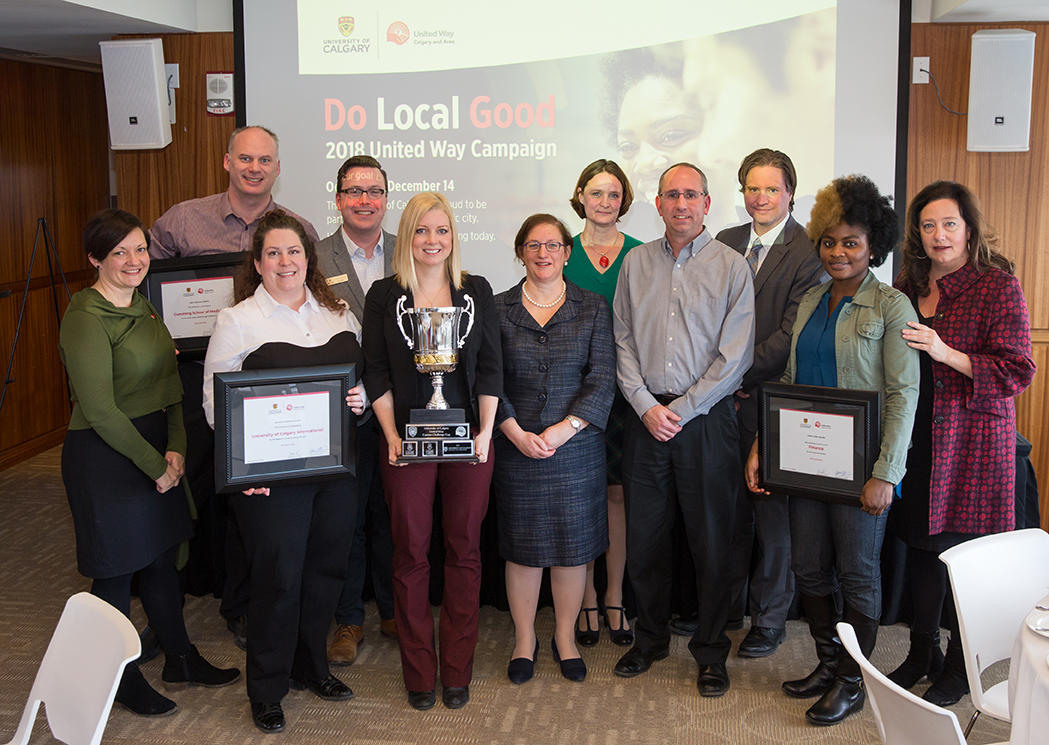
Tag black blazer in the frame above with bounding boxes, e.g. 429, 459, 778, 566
362, 273, 503, 429
715, 215, 824, 390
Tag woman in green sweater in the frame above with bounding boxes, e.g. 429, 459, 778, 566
59, 209, 238, 718
564, 159, 642, 648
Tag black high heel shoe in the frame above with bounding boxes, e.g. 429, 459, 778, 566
507, 638, 539, 684
605, 606, 634, 646
575, 607, 599, 647
551, 638, 587, 682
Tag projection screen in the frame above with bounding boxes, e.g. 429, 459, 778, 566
240, 0, 902, 290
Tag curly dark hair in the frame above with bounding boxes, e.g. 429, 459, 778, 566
236, 209, 344, 313
899, 180, 1012, 297
806, 175, 897, 267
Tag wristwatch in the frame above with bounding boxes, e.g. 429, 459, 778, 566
566, 416, 581, 431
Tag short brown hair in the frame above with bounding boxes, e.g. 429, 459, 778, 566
737, 148, 797, 211
336, 155, 388, 192
569, 159, 634, 219
513, 214, 573, 262
83, 209, 148, 263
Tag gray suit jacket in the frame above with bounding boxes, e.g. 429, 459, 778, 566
316, 227, 396, 324
716, 215, 823, 393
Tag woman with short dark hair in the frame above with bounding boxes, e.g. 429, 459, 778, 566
60, 208, 239, 718
495, 213, 616, 684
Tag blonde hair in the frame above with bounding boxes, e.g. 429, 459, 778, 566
393, 192, 463, 292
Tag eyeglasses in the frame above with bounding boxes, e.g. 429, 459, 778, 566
522, 241, 566, 253
659, 189, 707, 201
338, 187, 387, 198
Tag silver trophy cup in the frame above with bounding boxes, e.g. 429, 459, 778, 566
395, 295, 475, 409
394, 294, 477, 461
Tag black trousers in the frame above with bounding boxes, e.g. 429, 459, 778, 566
623, 396, 740, 665
724, 396, 794, 628
233, 477, 357, 703
335, 417, 395, 624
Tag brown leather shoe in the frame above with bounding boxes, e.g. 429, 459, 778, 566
328, 624, 364, 666
380, 618, 398, 640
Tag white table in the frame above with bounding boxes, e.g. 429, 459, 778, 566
1008, 604, 1049, 745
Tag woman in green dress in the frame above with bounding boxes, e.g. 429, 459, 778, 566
564, 159, 642, 648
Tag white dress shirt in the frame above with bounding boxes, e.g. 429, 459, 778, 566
202, 284, 362, 427
344, 227, 386, 297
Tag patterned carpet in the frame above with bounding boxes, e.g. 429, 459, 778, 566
0, 447, 1012, 744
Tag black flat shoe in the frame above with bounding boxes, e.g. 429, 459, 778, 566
551, 638, 587, 682
162, 645, 241, 688
697, 662, 730, 697
604, 606, 634, 646
251, 701, 285, 733
507, 639, 539, 684
442, 685, 469, 709
292, 673, 354, 701
613, 645, 669, 678
408, 689, 436, 710
115, 665, 178, 717
670, 612, 699, 636
575, 607, 599, 647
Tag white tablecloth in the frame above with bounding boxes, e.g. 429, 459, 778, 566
1008, 606, 1049, 745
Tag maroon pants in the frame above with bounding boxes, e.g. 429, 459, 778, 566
379, 434, 493, 691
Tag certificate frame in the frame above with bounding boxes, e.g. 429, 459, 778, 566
214, 364, 356, 493
758, 382, 881, 505
142, 252, 247, 357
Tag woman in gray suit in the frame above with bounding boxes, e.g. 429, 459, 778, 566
494, 214, 616, 684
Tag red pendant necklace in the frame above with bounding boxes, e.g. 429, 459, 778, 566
598, 252, 610, 268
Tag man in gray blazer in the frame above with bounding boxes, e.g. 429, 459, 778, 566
715, 149, 823, 659
316, 156, 398, 665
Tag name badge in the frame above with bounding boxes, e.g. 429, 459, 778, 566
326, 273, 349, 286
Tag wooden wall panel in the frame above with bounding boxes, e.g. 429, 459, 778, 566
113, 32, 236, 224
908, 23, 1049, 528
0, 60, 106, 470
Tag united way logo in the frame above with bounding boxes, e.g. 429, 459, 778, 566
387, 21, 409, 45
338, 16, 355, 37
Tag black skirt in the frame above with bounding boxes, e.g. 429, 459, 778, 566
62, 410, 192, 578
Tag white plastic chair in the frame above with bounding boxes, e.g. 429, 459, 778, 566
939, 527, 1049, 736
837, 622, 1006, 745
2, 592, 141, 745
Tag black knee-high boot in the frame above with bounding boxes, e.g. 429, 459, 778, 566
923, 631, 969, 706
805, 606, 877, 726
782, 593, 840, 699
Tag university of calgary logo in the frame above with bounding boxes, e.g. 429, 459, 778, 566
338, 16, 355, 37
387, 21, 409, 45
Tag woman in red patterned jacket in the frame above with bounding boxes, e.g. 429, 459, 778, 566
888, 180, 1035, 705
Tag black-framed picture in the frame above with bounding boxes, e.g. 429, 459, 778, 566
214, 364, 356, 493
758, 382, 882, 505
142, 252, 247, 357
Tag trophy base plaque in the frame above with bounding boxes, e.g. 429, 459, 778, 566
397, 408, 477, 463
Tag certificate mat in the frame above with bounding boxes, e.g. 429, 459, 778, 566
214, 364, 356, 492
758, 383, 881, 505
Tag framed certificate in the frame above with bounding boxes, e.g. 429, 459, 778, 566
214, 364, 356, 493
142, 253, 246, 357
758, 383, 881, 505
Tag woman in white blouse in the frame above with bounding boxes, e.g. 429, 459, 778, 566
203, 210, 366, 735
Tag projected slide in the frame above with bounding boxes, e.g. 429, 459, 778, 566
244, 1, 898, 291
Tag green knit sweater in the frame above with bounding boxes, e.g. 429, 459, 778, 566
59, 288, 185, 480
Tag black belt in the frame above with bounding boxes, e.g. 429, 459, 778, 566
654, 393, 679, 406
